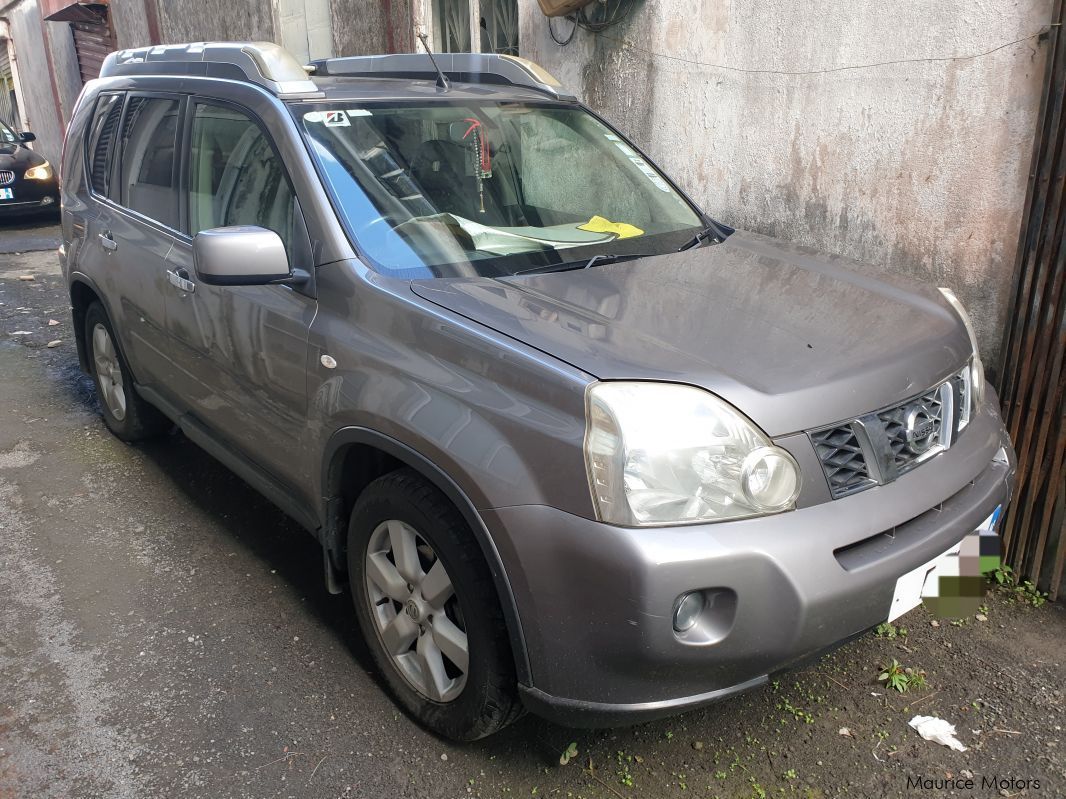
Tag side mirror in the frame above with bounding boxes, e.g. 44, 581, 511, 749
192, 226, 303, 286
19, 131, 35, 143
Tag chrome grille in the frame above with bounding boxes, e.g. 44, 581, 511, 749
0, 170, 14, 186
877, 386, 944, 475
810, 369, 968, 499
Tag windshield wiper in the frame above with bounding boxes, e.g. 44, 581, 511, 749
678, 221, 730, 252
512, 252, 648, 276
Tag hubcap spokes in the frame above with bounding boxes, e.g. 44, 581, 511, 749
92, 323, 126, 421
365, 519, 468, 702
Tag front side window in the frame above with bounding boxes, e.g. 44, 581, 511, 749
187, 102, 294, 252
86, 93, 124, 197
0, 120, 18, 143
118, 96, 180, 228
299, 101, 704, 278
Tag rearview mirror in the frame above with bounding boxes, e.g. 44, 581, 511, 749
192, 226, 292, 286
19, 131, 35, 143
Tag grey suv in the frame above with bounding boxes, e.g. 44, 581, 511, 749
60, 42, 1016, 741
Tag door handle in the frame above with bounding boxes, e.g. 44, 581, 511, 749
166, 268, 196, 294
98, 231, 118, 252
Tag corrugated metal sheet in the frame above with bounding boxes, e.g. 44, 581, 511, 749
0, 41, 15, 128
998, 0, 1066, 601
72, 12, 116, 84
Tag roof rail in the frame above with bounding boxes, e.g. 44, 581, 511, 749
99, 42, 322, 99
308, 53, 577, 101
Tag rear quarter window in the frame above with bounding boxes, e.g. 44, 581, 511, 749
85, 92, 124, 198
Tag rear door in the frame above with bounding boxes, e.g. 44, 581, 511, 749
163, 98, 316, 493
104, 92, 184, 388
76, 91, 167, 379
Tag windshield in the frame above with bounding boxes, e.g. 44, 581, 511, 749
298, 101, 705, 278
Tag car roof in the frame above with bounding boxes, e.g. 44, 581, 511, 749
304, 76, 574, 105
98, 43, 577, 104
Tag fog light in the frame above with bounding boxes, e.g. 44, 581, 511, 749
42, 196, 54, 205
673, 591, 704, 632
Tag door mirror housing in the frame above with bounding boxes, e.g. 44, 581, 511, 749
18, 131, 35, 143
192, 226, 303, 286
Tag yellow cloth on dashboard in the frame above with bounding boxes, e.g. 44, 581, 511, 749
578, 215, 644, 239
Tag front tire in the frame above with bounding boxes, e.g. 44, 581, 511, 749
347, 468, 521, 740
84, 302, 170, 442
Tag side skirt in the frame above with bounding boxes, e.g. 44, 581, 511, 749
135, 383, 322, 538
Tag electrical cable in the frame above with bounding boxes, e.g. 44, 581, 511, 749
549, 14, 577, 46
547, 0, 637, 45
576, 0, 636, 33
591, 26, 1052, 77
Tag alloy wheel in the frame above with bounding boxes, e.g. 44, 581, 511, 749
92, 323, 126, 421
364, 519, 469, 702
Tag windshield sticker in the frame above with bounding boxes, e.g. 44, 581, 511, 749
612, 142, 671, 192
324, 110, 350, 127
347, 109, 372, 118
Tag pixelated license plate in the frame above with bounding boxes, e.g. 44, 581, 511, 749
0, 188, 13, 201
886, 505, 1002, 623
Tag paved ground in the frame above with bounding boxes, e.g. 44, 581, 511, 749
0, 222, 1064, 799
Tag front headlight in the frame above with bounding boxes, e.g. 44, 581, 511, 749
939, 287, 984, 427
24, 162, 53, 181
584, 382, 801, 526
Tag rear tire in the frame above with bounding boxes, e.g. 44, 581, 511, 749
347, 468, 522, 740
84, 301, 170, 442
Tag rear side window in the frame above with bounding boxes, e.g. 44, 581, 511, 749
187, 102, 294, 252
118, 96, 180, 229
85, 93, 124, 197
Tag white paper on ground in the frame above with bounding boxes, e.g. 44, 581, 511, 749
909, 715, 968, 752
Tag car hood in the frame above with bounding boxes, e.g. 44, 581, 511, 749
0, 144, 41, 168
409, 229, 971, 436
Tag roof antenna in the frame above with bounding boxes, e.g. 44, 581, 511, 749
417, 32, 450, 91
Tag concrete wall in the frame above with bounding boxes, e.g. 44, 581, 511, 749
332, 0, 413, 56
3, 0, 81, 164
519, 0, 1052, 372
109, 0, 153, 50
154, 0, 276, 44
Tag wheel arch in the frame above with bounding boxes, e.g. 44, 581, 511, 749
69, 275, 103, 373
321, 426, 532, 685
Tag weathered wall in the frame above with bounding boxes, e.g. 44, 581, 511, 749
153, 0, 276, 44
107, 0, 414, 61
520, 0, 1052, 372
109, 0, 153, 50
331, 0, 413, 56
3, 0, 80, 163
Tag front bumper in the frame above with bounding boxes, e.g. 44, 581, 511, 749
485, 391, 1015, 727
0, 178, 60, 216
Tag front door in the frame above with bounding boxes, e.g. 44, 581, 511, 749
163, 99, 316, 494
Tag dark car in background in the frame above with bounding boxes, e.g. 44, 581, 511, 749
0, 118, 59, 217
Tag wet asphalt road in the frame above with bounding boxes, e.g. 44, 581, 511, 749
0, 218, 1063, 799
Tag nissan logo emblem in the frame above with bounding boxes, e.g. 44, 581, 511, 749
903, 402, 939, 454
